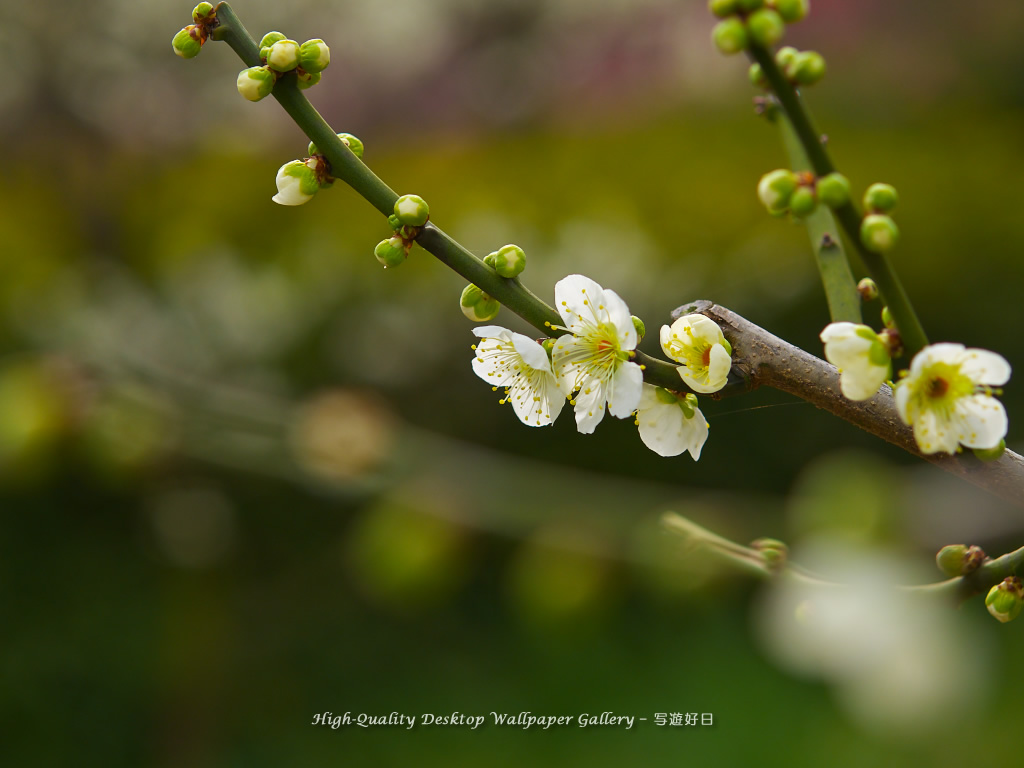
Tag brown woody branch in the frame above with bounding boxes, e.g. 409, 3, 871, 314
674, 301, 1024, 509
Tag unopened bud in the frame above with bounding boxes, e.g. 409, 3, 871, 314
339, 133, 364, 159
746, 9, 785, 48
773, 0, 809, 24
775, 45, 798, 70
460, 284, 500, 322
788, 51, 826, 85
748, 63, 767, 89
493, 244, 526, 278
394, 194, 430, 227
935, 544, 986, 578
789, 185, 818, 218
815, 172, 849, 208
272, 159, 319, 206
192, 2, 214, 23
296, 70, 321, 90
757, 169, 798, 213
298, 38, 331, 74
632, 316, 646, 342
236, 65, 276, 102
712, 18, 748, 55
863, 183, 899, 213
752, 537, 788, 570
860, 214, 900, 253
266, 39, 301, 72
880, 306, 895, 329
483, 252, 497, 268
172, 26, 202, 59
974, 440, 1006, 462
986, 577, 1024, 624
708, 0, 740, 18
374, 236, 407, 268
856, 277, 878, 302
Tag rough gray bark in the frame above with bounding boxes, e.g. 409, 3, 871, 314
673, 301, 1024, 509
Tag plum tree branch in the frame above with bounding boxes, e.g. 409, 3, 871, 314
674, 300, 1024, 508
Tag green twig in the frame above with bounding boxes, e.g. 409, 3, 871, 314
776, 112, 861, 324
748, 43, 928, 357
210, 2, 723, 395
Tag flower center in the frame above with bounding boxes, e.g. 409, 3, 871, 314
701, 347, 711, 367
926, 376, 949, 399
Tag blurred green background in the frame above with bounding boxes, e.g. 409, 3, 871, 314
2, 0, 1024, 764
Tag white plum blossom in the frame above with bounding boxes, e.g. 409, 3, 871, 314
660, 314, 732, 394
471, 326, 570, 427
820, 322, 891, 401
272, 159, 320, 206
635, 384, 709, 460
894, 343, 1010, 455
551, 275, 643, 434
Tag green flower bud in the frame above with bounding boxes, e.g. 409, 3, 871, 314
172, 26, 202, 59
757, 169, 798, 212
298, 38, 331, 74
272, 159, 320, 206
789, 185, 818, 218
748, 63, 768, 88
259, 31, 287, 51
773, 0, 809, 23
375, 236, 407, 268
737, 0, 765, 10
935, 544, 986, 577
266, 39, 301, 72
880, 306, 895, 329
460, 284, 500, 322
483, 252, 498, 268
712, 18, 748, 55
775, 45, 799, 70
236, 66, 276, 102
307, 140, 319, 156
192, 2, 214, 23
816, 172, 850, 208
746, 9, 785, 48
863, 182, 899, 213
788, 50, 826, 85
493, 244, 526, 278
680, 393, 698, 419
387, 214, 402, 231
986, 577, 1024, 624
296, 70, 321, 90
708, 0, 739, 18
860, 214, 900, 253
752, 537, 789, 570
632, 316, 646, 342
339, 133, 364, 159
974, 440, 1006, 462
394, 194, 430, 227
857, 277, 878, 302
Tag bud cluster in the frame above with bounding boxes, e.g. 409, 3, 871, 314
172, 3, 218, 59
710, 0, 809, 57
859, 183, 900, 253
233, 31, 333, 102
270, 132, 365, 207
757, 169, 849, 219
373, 195, 431, 269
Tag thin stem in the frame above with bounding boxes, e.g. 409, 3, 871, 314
748, 43, 929, 357
776, 112, 861, 324
211, 2, 710, 395
663, 513, 1022, 601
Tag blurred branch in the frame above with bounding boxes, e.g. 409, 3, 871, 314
747, 42, 928, 358
663, 513, 1024, 601
674, 300, 1024, 509
776, 111, 861, 324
